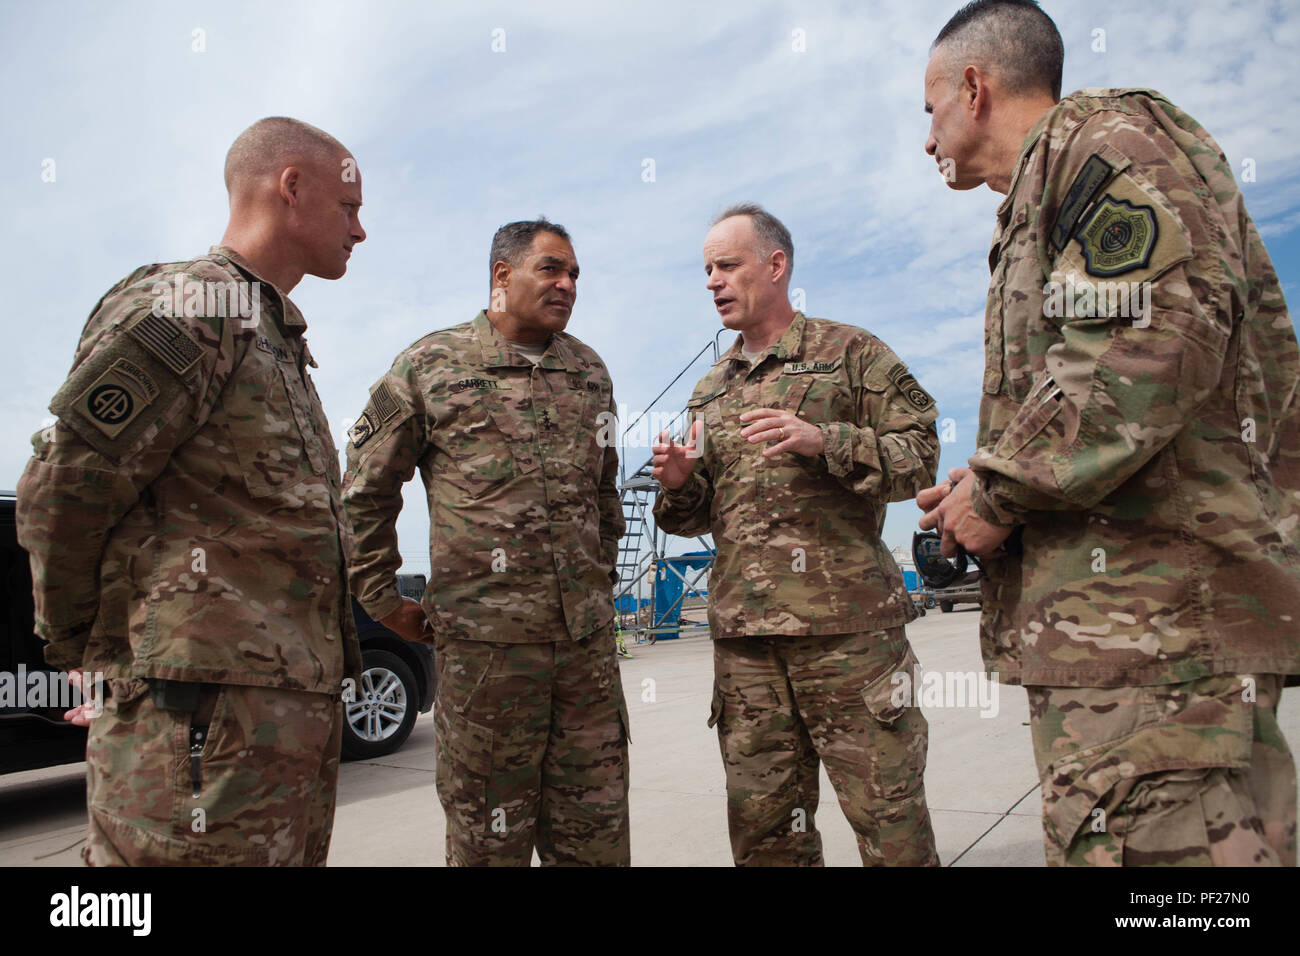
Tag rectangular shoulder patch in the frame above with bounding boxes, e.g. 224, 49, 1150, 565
369, 381, 401, 422
783, 359, 841, 375
72, 358, 160, 439
127, 312, 203, 376
1050, 153, 1113, 252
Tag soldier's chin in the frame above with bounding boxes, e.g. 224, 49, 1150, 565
312, 258, 349, 281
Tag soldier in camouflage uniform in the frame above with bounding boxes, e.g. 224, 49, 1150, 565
918, 0, 1299, 865
342, 219, 630, 866
653, 204, 941, 866
15, 117, 365, 866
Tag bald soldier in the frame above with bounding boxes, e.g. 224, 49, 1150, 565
917, 0, 1299, 865
343, 218, 629, 866
653, 204, 941, 866
16, 117, 365, 865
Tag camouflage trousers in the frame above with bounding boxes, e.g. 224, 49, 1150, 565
710, 627, 939, 866
434, 628, 630, 866
1028, 673, 1297, 866
85, 678, 341, 866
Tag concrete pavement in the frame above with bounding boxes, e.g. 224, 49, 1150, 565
2, 609, 1296, 865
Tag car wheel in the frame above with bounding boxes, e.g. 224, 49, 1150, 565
939, 601, 953, 613
342, 649, 419, 760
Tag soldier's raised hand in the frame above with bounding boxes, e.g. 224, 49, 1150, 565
652, 420, 703, 490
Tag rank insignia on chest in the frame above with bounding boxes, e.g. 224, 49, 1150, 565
538, 407, 557, 430
1075, 195, 1158, 277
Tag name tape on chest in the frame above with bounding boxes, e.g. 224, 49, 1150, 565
447, 377, 512, 394
782, 360, 841, 375
255, 335, 294, 364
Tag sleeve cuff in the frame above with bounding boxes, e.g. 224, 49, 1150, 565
819, 421, 858, 477
658, 471, 708, 511
359, 586, 404, 624
969, 470, 1026, 526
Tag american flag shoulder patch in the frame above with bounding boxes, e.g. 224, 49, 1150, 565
127, 312, 203, 375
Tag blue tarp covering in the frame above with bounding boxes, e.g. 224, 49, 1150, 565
653, 551, 714, 636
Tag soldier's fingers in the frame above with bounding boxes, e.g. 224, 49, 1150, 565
939, 525, 958, 558
947, 466, 971, 483
918, 505, 941, 531
761, 437, 797, 458
916, 485, 946, 511
737, 407, 780, 422
740, 418, 783, 439
688, 418, 703, 445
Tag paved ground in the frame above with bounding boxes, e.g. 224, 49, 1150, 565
2, 609, 1296, 866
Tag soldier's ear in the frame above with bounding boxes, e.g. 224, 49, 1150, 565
491, 259, 512, 291
769, 249, 788, 284
278, 166, 302, 207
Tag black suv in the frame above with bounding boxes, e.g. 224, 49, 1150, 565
1, 490, 434, 772
344, 576, 436, 760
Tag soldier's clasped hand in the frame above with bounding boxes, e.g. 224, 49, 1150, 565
738, 408, 823, 458
917, 468, 1011, 558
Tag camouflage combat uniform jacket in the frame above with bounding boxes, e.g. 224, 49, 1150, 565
967, 89, 1300, 687
654, 312, 939, 638
342, 311, 623, 642
16, 246, 360, 693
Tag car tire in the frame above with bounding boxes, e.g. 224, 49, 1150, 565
341, 649, 419, 761
939, 601, 953, 613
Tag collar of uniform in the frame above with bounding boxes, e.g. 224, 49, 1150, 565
997, 106, 1055, 222
472, 310, 575, 370
207, 244, 306, 334
713, 311, 807, 367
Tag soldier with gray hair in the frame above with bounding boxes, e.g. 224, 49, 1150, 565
16, 116, 366, 865
653, 203, 941, 866
342, 218, 630, 866
917, 0, 1299, 865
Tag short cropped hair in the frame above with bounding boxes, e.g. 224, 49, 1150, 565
713, 202, 794, 279
932, 0, 1063, 102
223, 116, 348, 193
490, 218, 572, 280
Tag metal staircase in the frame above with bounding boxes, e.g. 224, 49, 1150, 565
611, 333, 729, 641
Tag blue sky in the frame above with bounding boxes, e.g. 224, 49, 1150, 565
2, 0, 1296, 575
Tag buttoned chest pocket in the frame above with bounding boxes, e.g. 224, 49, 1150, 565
783, 370, 851, 423
226, 356, 317, 497
687, 388, 740, 474
986, 204, 1035, 397
439, 392, 535, 499
549, 374, 608, 475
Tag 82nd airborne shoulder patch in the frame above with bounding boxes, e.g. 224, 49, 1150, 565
72, 357, 160, 439
1074, 195, 1158, 277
